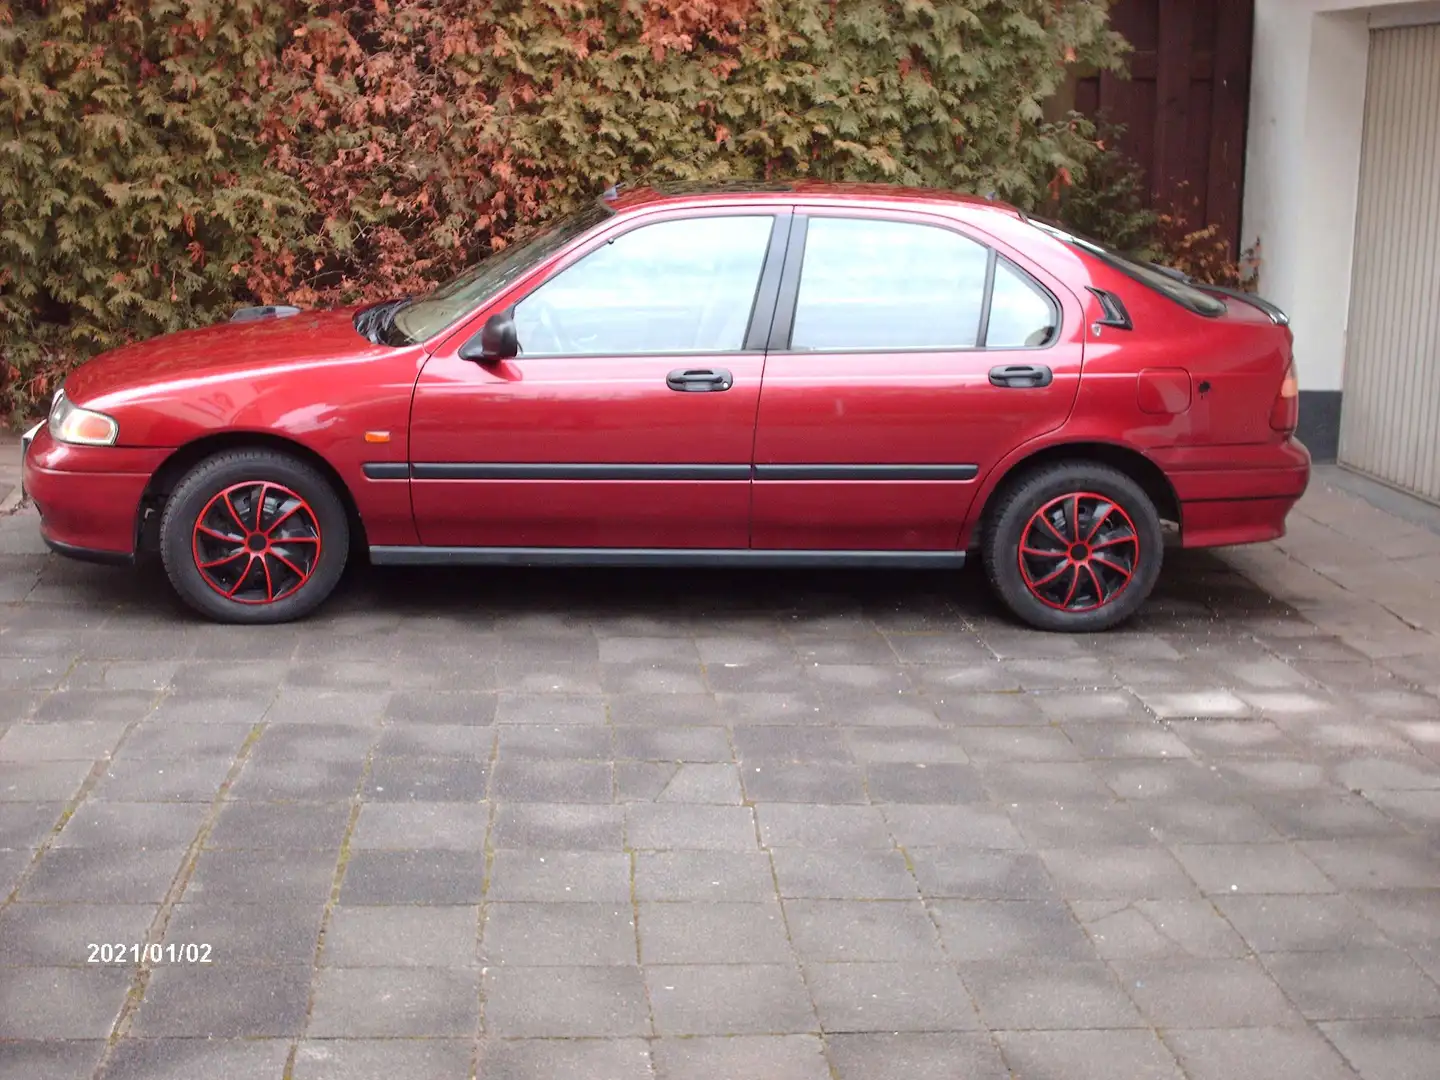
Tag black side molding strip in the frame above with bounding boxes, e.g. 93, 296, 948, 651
365, 463, 981, 482
754, 464, 979, 481
370, 546, 967, 570
362, 463, 409, 480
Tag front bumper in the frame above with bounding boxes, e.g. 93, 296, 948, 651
22, 425, 163, 562
18, 421, 42, 500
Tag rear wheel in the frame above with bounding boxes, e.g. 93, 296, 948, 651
159, 449, 349, 624
982, 462, 1163, 632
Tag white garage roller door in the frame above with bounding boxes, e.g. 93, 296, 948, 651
1339, 22, 1440, 503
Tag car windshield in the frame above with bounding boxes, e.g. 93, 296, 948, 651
387, 202, 614, 344
1028, 218, 1227, 318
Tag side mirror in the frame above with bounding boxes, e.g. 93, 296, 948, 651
458, 309, 518, 363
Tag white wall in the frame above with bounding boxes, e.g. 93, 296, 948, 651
1242, 0, 1440, 392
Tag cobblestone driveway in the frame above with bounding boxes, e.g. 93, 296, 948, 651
2, 487, 1439, 1080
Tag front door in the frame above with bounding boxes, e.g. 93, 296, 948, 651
408, 210, 787, 549
751, 210, 1084, 550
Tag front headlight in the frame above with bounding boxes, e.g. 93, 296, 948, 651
48, 390, 120, 446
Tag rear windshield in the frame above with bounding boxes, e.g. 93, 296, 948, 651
1028, 219, 1227, 318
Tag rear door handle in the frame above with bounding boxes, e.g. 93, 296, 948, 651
989, 364, 1053, 388
666, 368, 734, 393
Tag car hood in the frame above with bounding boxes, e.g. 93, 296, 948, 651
62, 307, 390, 408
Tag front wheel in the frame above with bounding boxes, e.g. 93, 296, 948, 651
159, 449, 350, 624
982, 462, 1163, 632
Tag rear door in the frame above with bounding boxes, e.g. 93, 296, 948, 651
751, 209, 1083, 550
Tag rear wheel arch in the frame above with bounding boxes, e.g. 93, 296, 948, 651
137, 432, 367, 558
969, 440, 1181, 548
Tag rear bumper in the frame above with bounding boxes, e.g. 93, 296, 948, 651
1162, 438, 1311, 549
21, 427, 162, 561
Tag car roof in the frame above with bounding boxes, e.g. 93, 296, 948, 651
602, 179, 1023, 219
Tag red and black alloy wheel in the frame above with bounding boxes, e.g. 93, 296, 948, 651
982, 462, 1163, 632
1017, 492, 1140, 613
160, 449, 350, 624
191, 481, 323, 604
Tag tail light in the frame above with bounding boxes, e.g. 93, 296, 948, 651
1270, 358, 1299, 433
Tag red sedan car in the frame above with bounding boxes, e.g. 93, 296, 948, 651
21, 182, 1308, 631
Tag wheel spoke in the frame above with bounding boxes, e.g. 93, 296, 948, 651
1092, 533, 1138, 550
1091, 553, 1134, 579
271, 550, 307, 582
1069, 495, 1082, 544
1083, 562, 1106, 604
259, 551, 275, 601
1020, 545, 1067, 558
196, 524, 242, 543
198, 549, 246, 570
264, 500, 303, 536
1035, 514, 1068, 546
1084, 501, 1114, 543
222, 491, 248, 533
253, 482, 269, 532
1060, 565, 1081, 607
225, 554, 257, 598
1031, 560, 1073, 589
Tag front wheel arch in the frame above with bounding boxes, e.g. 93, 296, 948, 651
137, 432, 367, 561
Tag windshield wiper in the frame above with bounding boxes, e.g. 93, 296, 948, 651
354, 298, 412, 345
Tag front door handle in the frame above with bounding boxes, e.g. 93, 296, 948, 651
989, 364, 1053, 388
666, 368, 734, 393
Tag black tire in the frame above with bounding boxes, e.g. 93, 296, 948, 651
981, 462, 1163, 633
159, 449, 350, 624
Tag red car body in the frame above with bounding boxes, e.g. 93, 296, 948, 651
22, 182, 1309, 628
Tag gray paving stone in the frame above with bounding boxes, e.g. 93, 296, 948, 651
293, 1039, 474, 1080
1111, 957, 1304, 1027
476, 1038, 652, 1080
325, 904, 479, 967
647, 963, 816, 1035
634, 851, 777, 902
340, 849, 484, 904
495, 693, 606, 725
32, 690, 159, 726
907, 848, 1057, 900
99, 1038, 292, 1080
1261, 947, 1440, 1020
363, 756, 490, 801
491, 759, 611, 802
1038, 845, 1200, 900
146, 692, 269, 726
206, 801, 350, 850
1349, 888, 1440, 950
961, 958, 1145, 1029
484, 965, 650, 1036
0, 1040, 103, 1080
625, 804, 757, 850
109, 721, 252, 761
307, 966, 480, 1036
742, 762, 867, 803
163, 901, 323, 965
607, 694, 727, 726
351, 803, 489, 850
1133, 797, 1283, 843
995, 1030, 1184, 1080
929, 899, 1096, 962
375, 722, 495, 758
733, 726, 851, 763
0, 759, 93, 801
487, 850, 631, 903
639, 901, 790, 964
758, 804, 892, 849
612, 725, 732, 762
483, 902, 635, 966
20, 846, 184, 903
770, 848, 916, 900
784, 899, 942, 962
881, 803, 1026, 849
1071, 898, 1249, 960
0, 902, 155, 966
0, 720, 128, 761
1171, 842, 1336, 894
1164, 1026, 1362, 1080
492, 803, 624, 850
806, 961, 978, 1031
653, 1034, 827, 1080
92, 755, 232, 802
864, 761, 986, 803
828, 1032, 1009, 1080
496, 725, 611, 760
985, 761, 1115, 801
55, 801, 207, 849
1007, 797, 1156, 847
1319, 1019, 1440, 1080
133, 963, 311, 1037
0, 967, 132, 1038
385, 690, 498, 725
0, 800, 61, 849
1298, 839, 1440, 889
953, 724, 1081, 762
1217, 894, 1391, 952
187, 849, 335, 904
